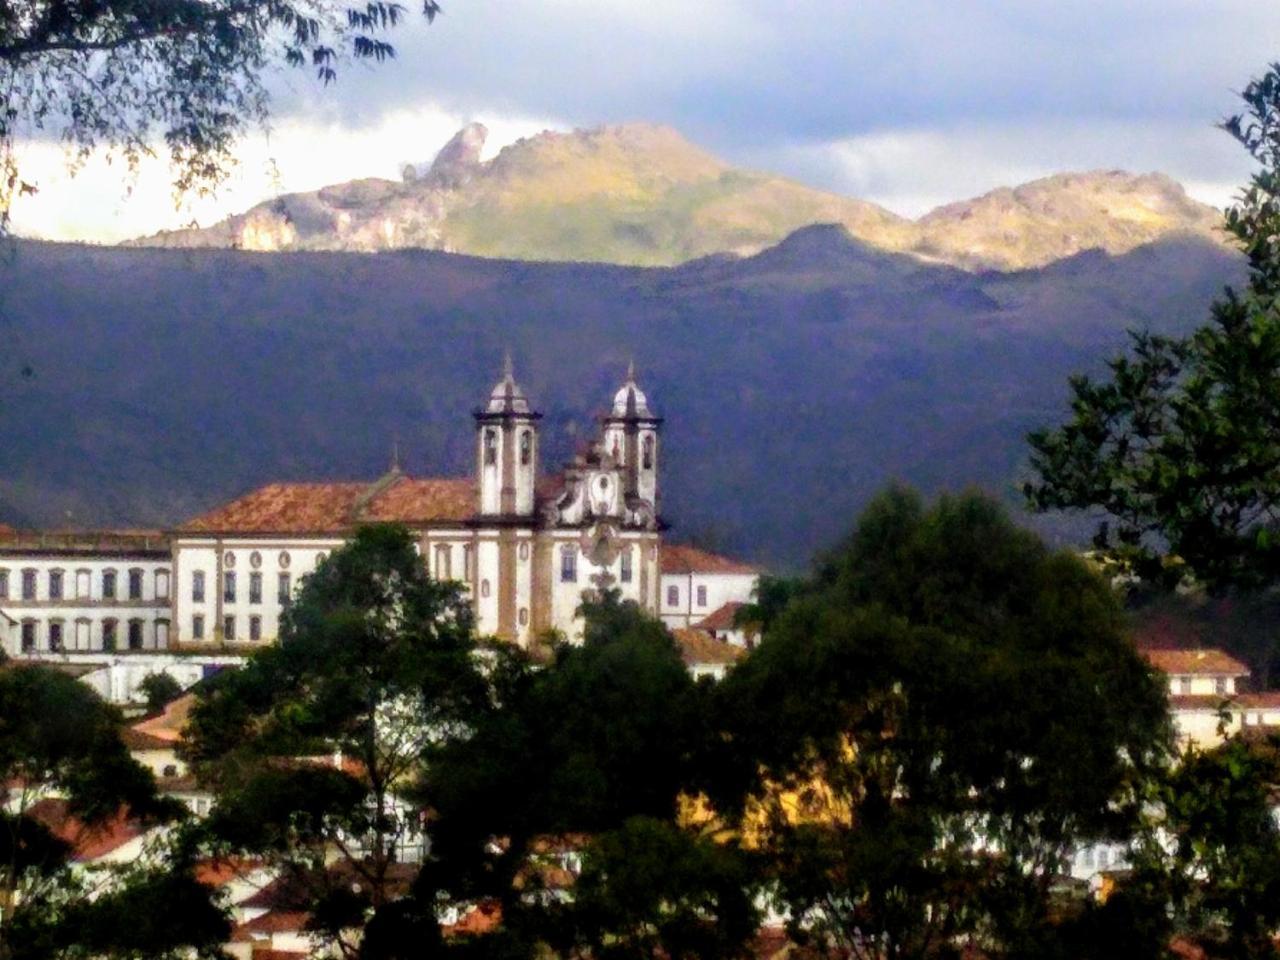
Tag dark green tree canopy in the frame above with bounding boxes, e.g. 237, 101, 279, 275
709, 488, 1173, 959
0, 0, 440, 226
1026, 63, 1280, 593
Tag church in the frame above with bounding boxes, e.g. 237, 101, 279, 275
0, 361, 760, 693
171, 358, 667, 647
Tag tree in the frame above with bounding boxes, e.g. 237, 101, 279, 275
1124, 735, 1280, 960
708, 487, 1173, 960
183, 523, 485, 958
1026, 63, 1280, 593
138, 671, 183, 713
0, 664, 227, 959
0, 0, 441, 229
412, 591, 756, 960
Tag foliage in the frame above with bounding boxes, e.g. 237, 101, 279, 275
733, 574, 803, 633
411, 591, 755, 960
0, 664, 223, 959
138, 671, 183, 713
1126, 736, 1280, 960
709, 487, 1173, 960
0, 0, 440, 229
184, 522, 483, 958
1026, 63, 1280, 593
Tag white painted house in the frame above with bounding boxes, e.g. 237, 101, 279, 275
659, 545, 759, 629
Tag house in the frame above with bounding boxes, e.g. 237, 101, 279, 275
673, 628, 745, 681
1140, 648, 1280, 747
693, 600, 758, 648
660, 545, 759, 629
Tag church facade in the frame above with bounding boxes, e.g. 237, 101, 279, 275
171, 361, 666, 646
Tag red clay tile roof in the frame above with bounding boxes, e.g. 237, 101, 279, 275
1144, 648, 1250, 677
1237, 692, 1280, 709
231, 911, 311, 941
661, 544, 759, 575
132, 692, 196, 744
194, 857, 266, 887
119, 726, 174, 751
26, 798, 147, 861
443, 901, 502, 937
251, 951, 309, 960
694, 601, 747, 631
674, 628, 745, 667
180, 474, 474, 534
1168, 694, 1237, 712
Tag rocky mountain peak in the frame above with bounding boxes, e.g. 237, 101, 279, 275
424, 121, 488, 188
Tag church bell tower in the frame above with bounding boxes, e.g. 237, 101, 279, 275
602, 361, 661, 517
475, 354, 540, 517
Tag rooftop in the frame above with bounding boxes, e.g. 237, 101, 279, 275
661, 544, 758, 576
131, 692, 197, 744
1143, 648, 1250, 678
0, 528, 170, 553
674, 628, 745, 666
694, 600, 748, 632
180, 473, 474, 535
26, 798, 148, 861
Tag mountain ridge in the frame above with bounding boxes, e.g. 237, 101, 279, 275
128, 122, 1226, 271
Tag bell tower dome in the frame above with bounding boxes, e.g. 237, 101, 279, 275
602, 361, 662, 518
475, 353, 541, 516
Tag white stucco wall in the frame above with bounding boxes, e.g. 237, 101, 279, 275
660, 571, 757, 628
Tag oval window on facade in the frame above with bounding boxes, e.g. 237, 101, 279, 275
480, 579, 491, 598
250, 551, 262, 569
518, 607, 529, 626
224, 551, 236, 568
279, 551, 291, 569
518, 542, 529, 560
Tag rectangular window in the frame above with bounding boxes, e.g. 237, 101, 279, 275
103, 569, 117, 600
192, 614, 205, 640
463, 545, 474, 581
128, 569, 143, 600
192, 570, 205, 603
249, 615, 262, 642
22, 569, 36, 600
278, 572, 292, 606
0, 568, 8, 599
620, 548, 633, 583
667, 585, 679, 607
155, 570, 170, 599
75, 619, 89, 649
48, 570, 63, 601
1215, 677, 1227, 696
102, 619, 117, 651
21, 621, 36, 652
76, 570, 91, 599
155, 620, 169, 648
223, 572, 236, 603
49, 621, 63, 651
249, 572, 262, 605
435, 545, 452, 580
696, 585, 707, 608
128, 620, 143, 650
560, 547, 577, 583
223, 616, 236, 642
1179, 676, 1192, 695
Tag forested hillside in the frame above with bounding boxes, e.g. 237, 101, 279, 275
0, 228, 1240, 568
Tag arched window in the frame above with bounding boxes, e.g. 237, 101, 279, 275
520, 430, 532, 466
191, 570, 205, 603
102, 619, 118, 651
0, 568, 8, 600
127, 568, 144, 600
155, 570, 170, 600
560, 547, 577, 583
20, 569, 36, 600
48, 569, 64, 601
75, 569, 92, 599
20, 620, 36, 652
643, 434, 655, 470
483, 429, 498, 465
620, 547, 633, 584
127, 619, 144, 651
48, 619, 64, 651
102, 568, 118, 599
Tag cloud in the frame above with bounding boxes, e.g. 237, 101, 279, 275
8, 1, 1278, 239
8, 106, 557, 242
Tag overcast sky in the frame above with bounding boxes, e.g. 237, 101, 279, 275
10, 0, 1280, 241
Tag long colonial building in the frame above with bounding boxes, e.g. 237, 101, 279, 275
0, 364, 760, 680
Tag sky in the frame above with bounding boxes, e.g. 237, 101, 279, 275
9, 0, 1280, 242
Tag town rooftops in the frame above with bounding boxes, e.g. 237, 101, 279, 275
1143, 648, 1250, 678
179, 473, 475, 535
661, 544, 758, 576
131, 692, 197, 744
694, 600, 747, 632
26, 798, 147, 861
674, 628, 745, 667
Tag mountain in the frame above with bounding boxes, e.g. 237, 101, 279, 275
0, 228, 1242, 569
129, 123, 1226, 270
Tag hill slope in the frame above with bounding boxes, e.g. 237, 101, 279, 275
0, 230, 1242, 568
131, 123, 1225, 270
